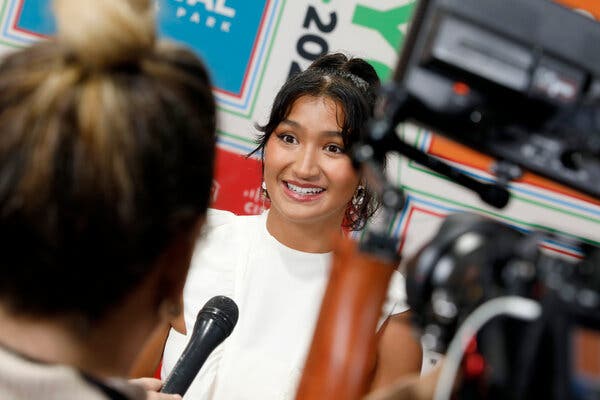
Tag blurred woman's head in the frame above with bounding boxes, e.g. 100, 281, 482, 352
0, 0, 216, 325
255, 53, 380, 231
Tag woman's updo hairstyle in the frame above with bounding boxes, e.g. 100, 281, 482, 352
254, 53, 380, 231
54, 0, 155, 69
0, 0, 216, 322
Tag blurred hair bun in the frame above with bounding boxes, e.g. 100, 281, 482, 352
53, 0, 155, 69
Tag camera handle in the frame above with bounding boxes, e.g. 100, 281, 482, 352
355, 82, 512, 209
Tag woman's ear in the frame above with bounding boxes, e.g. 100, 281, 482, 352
155, 216, 205, 334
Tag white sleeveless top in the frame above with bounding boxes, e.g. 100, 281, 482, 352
161, 209, 408, 400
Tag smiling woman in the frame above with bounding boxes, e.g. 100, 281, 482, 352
155, 53, 422, 400
263, 95, 359, 252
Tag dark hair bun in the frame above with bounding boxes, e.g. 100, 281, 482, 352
308, 52, 380, 88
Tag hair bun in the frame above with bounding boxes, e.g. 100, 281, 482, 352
344, 58, 379, 88
53, 0, 155, 69
308, 52, 380, 89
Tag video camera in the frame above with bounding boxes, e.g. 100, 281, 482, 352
353, 0, 600, 399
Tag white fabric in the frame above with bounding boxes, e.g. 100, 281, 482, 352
162, 209, 408, 400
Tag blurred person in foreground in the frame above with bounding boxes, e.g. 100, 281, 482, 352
0, 0, 216, 398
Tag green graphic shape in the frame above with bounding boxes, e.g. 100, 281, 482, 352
368, 59, 393, 82
352, 3, 415, 51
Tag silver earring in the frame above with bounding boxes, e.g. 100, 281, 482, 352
352, 185, 365, 207
261, 181, 269, 198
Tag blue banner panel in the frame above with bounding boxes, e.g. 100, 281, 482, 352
14, 0, 54, 37
158, 0, 269, 96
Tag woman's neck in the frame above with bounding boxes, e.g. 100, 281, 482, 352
0, 301, 154, 378
266, 209, 343, 253
0, 311, 84, 365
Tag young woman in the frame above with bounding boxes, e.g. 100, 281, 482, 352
0, 0, 216, 398
159, 53, 422, 399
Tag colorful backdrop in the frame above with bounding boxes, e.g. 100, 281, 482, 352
1, 0, 600, 262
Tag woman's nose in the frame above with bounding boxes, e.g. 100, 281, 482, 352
293, 147, 320, 179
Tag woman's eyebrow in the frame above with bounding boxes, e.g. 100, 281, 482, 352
321, 131, 344, 139
279, 118, 299, 128
280, 119, 343, 138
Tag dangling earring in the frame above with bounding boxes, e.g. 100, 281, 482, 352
352, 185, 365, 207
261, 181, 268, 197
260, 181, 270, 212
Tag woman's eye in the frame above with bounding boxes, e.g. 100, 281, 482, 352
277, 134, 297, 144
325, 144, 344, 154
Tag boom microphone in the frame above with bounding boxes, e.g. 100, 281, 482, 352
161, 295, 239, 396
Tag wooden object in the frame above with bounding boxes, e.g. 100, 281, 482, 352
295, 235, 396, 400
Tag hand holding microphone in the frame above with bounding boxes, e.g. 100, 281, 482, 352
130, 378, 182, 400
161, 295, 239, 397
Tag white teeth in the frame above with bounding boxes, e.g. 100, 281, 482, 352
286, 182, 324, 195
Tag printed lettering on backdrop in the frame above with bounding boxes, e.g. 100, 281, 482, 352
0, 0, 599, 259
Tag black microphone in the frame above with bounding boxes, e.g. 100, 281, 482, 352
161, 295, 239, 396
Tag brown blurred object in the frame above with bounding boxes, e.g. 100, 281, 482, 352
295, 235, 397, 400
573, 328, 600, 382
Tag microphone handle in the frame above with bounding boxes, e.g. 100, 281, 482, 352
161, 318, 227, 396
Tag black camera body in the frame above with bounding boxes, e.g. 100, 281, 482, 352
406, 212, 600, 399
394, 0, 600, 199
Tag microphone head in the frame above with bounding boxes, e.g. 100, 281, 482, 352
479, 183, 510, 209
195, 295, 239, 336
161, 296, 238, 396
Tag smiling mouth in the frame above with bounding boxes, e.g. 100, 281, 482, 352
285, 181, 325, 195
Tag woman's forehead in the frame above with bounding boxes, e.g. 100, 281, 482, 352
286, 95, 346, 127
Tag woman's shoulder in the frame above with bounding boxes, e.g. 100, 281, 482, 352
182, 209, 266, 329
203, 208, 264, 234
191, 208, 266, 265
183, 210, 262, 318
